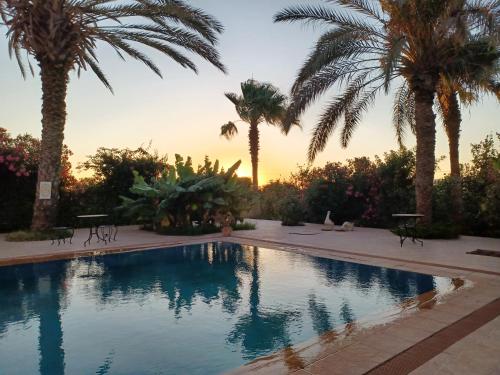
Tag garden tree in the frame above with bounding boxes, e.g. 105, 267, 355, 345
220, 79, 299, 189
0, 0, 226, 230
461, 133, 500, 236
393, 34, 499, 224
274, 0, 497, 224
76, 146, 167, 212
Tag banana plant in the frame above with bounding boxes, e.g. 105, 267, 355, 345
119, 155, 250, 230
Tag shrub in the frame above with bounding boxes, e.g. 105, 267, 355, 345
432, 177, 457, 226
255, 180, 299, 220
232, 222, 256, 230
0, 128, 74, 231
156, 224, 220, 236
6, 229, 72, 242
461, 134, 500, 237
62, 147, 167, 225
119, 155, 252, 231
154, 221, 256, 236
373, 148, 415, 226
279, 195, 304, 226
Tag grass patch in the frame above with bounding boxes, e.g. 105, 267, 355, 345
391, 223, 460, 240
232, 222, 256, 230
6, 229, 72, 242
156, 221, 256, 236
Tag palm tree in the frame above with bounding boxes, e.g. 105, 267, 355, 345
394, 40, 499, 223
221, 79, 298, 188
274, 0, 497, 224
0, 0, 226, 230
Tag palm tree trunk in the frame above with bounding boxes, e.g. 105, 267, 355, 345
31, 62, 69, 231
439, 91, 463, 224
249, 121, 259, 189
413, 88, 437, 225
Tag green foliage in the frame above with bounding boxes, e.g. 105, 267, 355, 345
0, 128, 74, 231
155, 221, 256, 236
255, 152, 414, 227
279, 195, 305, 226
232, 222, 256, 231
255, 181, 300, 220
2, 0, 226, 88
6, 229, 72, 242
59, 147, 167, 225
274, 0, 497, 161
302, 158, 381, 225
119, 155, 252, 231
373, 148, 416, 226
461, 134, 500, 237
223, 79, 291, 128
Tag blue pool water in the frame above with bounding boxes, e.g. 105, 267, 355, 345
0, 242, 455, 375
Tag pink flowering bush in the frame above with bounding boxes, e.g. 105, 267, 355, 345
0, 128, 74, 231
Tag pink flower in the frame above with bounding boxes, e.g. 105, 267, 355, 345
8, 164, 16, 172
6, 154, 13, 161
0, 155, 4, 163
15, 172, 21, 177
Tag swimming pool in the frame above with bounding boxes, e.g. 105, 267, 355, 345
0, 242, 457, 374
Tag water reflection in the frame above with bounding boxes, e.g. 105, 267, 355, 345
89, 243, 244, 317
0, 261, 67, 375
227, 247, 301, 359
0, 242, 452, 375
310, 256, 436, 303
308, 294, 334, 334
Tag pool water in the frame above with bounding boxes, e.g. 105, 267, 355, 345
0, 242, 455, 375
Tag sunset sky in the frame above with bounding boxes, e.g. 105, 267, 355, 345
0, 0, 498, 184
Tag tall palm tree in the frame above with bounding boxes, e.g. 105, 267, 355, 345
394, 40, 499, 223
221, 79, 298, 188
0, 0, 226, 230
274, 0, 497, 224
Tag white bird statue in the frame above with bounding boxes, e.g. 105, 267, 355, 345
340, 221, 355, 231
323, 211, 335, 231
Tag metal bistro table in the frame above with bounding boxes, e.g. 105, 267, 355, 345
392, 214, 424, 247
77, 214, 118, 247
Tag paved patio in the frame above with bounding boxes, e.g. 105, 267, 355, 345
1, 219, 499, 374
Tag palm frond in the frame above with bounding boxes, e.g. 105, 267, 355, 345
220, 121, 238, 140
336, 0, 385, 23
224, 92, 241, 106
341, 82, 383, 147
274, 4, 384, 38
308, 73, 371, 162
392, 81, 415, 147
0, 0, 226, 88
292, 28, 382, 95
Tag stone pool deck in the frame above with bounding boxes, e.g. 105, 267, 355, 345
1, 219, 499, 375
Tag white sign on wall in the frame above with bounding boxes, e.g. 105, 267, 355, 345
39, 181, 52, 200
